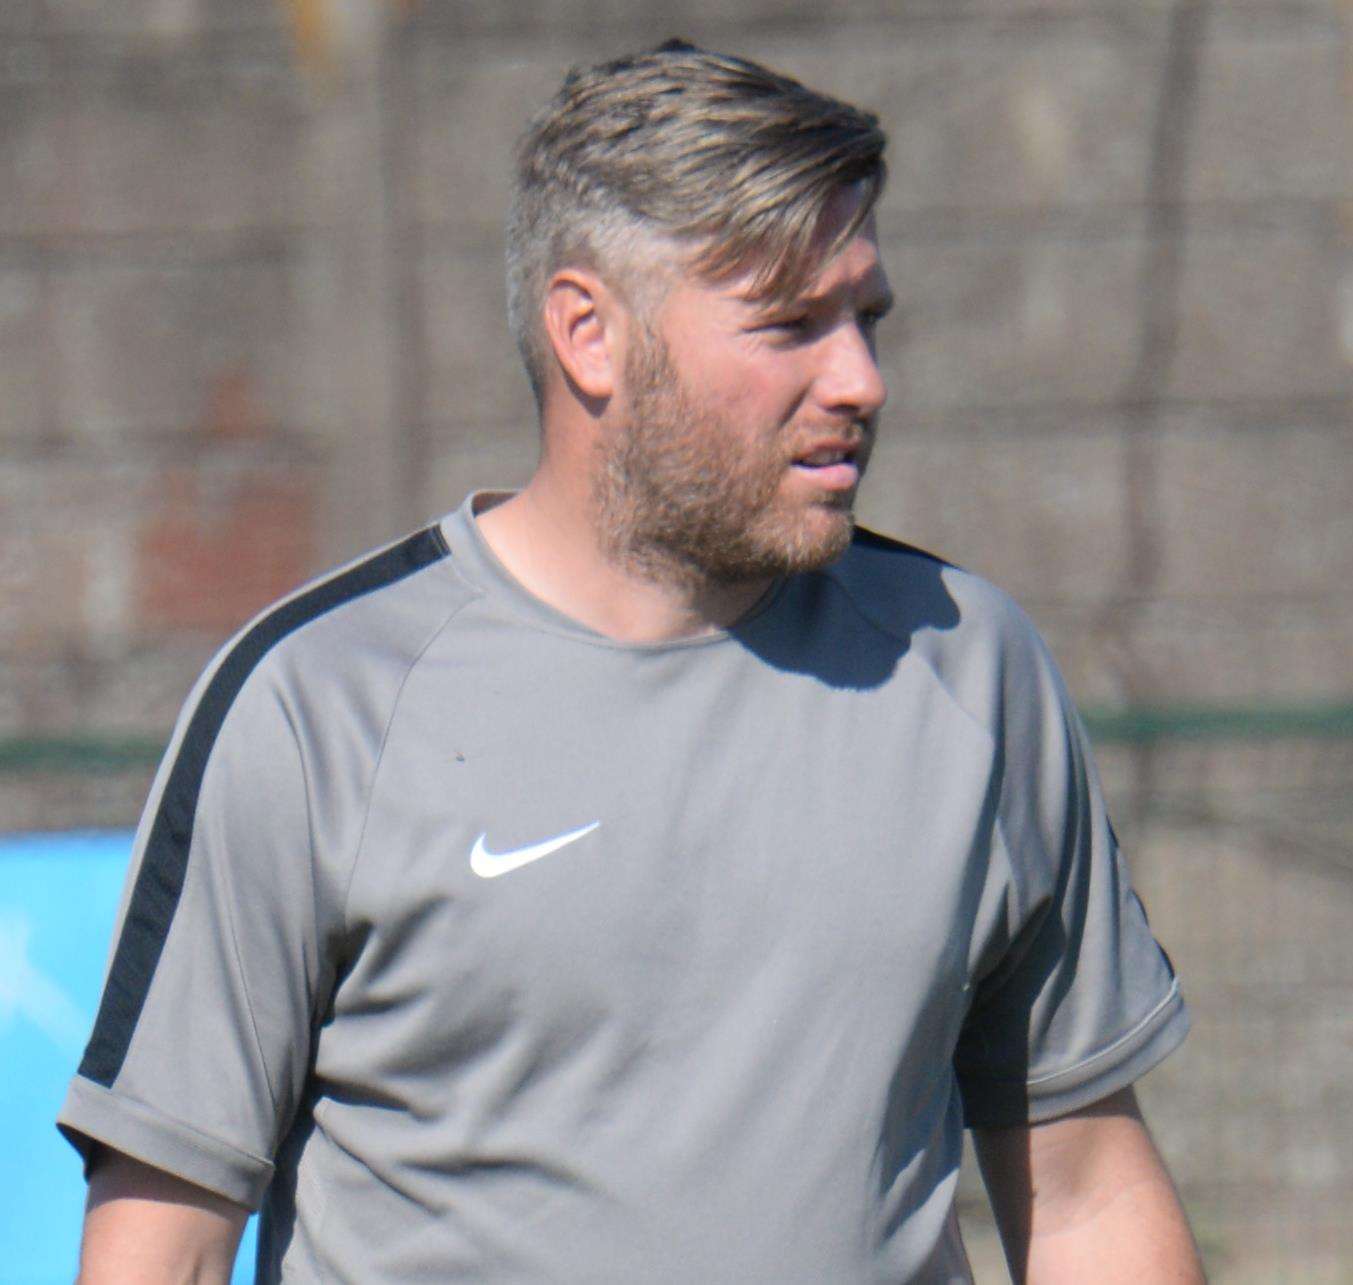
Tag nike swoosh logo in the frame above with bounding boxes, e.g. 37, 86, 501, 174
470, 821, 601, 879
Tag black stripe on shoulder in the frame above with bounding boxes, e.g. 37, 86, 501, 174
78, 525, 451, 1088
851, 525, 952, 568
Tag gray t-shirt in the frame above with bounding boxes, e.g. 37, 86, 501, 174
59, 494, 1187, 1283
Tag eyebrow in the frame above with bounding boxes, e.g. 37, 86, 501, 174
751, 279, 895, 320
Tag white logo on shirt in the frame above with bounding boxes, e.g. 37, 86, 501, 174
469, 821, 601, 879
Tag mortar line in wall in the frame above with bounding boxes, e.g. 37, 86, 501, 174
0, 427, 335, 461
0, 28, 300, 76
397, 199, 1346, 256
857, 394, 1353, 423
4, 4, 1337, 83
0, 229, 315, 267
6, 15, 1178, 97
1020, 591, 1353, 613
878, 202, 1345, 239
396, 9, 1210, 51
1118, 0, 1209, 586
1104, 0, 1212, 833
4, 391, 1345, 465
4, 200, 1323, 271
392, 5, 1345, 64
377, 14, 429, 535
401, 395, 1353, 433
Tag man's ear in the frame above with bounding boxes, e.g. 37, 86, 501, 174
542, 268, 621, 403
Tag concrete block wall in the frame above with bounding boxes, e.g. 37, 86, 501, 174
3, 1, 1349, 758
2, 1, 1351, 1272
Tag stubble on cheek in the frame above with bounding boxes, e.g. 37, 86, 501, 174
593, 332, 859, 587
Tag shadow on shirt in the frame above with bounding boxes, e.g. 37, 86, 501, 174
731, 532, 962, 692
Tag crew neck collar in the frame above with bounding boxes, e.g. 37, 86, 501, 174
438, 491, 785, 651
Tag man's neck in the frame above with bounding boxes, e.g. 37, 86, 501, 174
474, 480, 772, 644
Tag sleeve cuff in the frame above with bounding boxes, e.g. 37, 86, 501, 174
960, 979, 1190, 1129
56, 1075, 273, 1210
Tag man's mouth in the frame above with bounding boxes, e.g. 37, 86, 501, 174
790, 437, 865, 489
795, 447, 854, 468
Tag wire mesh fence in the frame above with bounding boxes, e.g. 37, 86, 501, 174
961, 728, 1353, 1282
5, 718, 1351, 1280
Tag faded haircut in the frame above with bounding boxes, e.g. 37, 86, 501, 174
505, 40, 888, 407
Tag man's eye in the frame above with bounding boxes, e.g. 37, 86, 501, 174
769, 315, 811, 334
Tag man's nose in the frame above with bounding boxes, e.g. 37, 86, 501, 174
817, 322, 888, 419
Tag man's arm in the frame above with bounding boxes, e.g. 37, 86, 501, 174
76, 1148, 248, 1285
972, 1086, 1205, 1284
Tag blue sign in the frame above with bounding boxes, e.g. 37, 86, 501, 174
0, 831, 257, 1283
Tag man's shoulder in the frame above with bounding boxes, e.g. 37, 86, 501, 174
826, 524, 1036, 655
217, 523, 464, 684
177, 522, 472, 754
848, 524, 952, 568
822, 525, 1073, 741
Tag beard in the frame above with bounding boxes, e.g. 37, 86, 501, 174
593, 324, 869, 588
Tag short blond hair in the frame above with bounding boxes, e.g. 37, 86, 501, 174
506, 40, 887, 405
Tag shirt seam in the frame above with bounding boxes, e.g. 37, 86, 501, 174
214, 547, 461, 1115
819, 563, 1041, 950
213, 717, 294, 1120
67, 1075, 274, 1171
276, 691, 320, 1074
958, 975, 1184, 1091
820, 563, 999, 749
340, 593, 482, 925
1026, 976, 1184, 1088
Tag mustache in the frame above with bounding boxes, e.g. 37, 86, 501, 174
787, 418, 875, 455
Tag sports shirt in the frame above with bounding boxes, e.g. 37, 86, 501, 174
59, 493, 1188, 1283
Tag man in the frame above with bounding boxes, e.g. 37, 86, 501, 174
62, 42, 1203, 1283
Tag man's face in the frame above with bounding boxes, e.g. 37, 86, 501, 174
594, 187, 892, 587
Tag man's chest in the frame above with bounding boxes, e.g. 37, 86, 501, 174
326, 643, 1000, 1076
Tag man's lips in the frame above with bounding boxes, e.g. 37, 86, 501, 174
791, 458, 859, 489
790, 436, 866, 489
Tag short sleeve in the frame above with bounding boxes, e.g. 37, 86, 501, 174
953, 617, 1188, 1129
57, 655, 326, 1209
